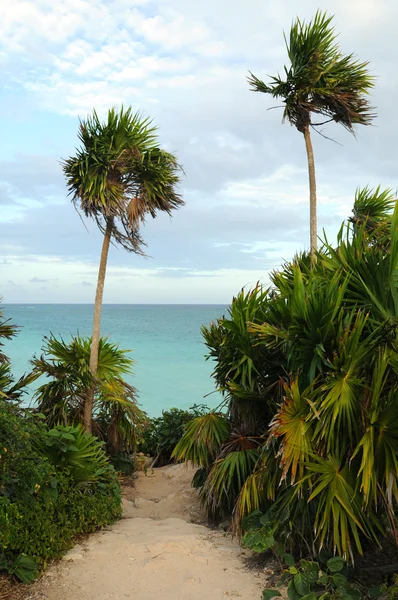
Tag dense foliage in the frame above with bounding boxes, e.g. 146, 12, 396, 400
0, 308, 122, 583
139, 405, 208, 466
175, 188, 398, 563
0, 399, 121, 581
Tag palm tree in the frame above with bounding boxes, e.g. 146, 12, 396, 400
248, 11, 375, 258
32, 334, 148, 455
63, 107, 183, 431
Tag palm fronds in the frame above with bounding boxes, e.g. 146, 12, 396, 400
32, 334, 147, 454
172, 413, 231, 467
248, 10, 375, 133
63, 107, 184, 253
182, 191, 398, 560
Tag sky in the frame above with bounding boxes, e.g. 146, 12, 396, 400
0, 0, 397, 304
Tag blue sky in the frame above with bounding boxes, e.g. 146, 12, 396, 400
1, 0, 397, 303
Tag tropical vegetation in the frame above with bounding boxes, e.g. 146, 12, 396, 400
32, 334, 147, 468
63, 107, 184, 431
248, 11, 374, 257
175, 187, 398, 569
138, 404, 208, 467
0, 310, 122, 584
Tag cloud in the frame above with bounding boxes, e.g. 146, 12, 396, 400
0, 0, 397, 302
30, 277, 48, 283
81, 280, 93, 286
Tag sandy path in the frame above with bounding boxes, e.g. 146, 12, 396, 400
32, 464, 264, 600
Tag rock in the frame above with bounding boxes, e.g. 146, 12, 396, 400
62, 546, 85, 561
134, 497, 155, 508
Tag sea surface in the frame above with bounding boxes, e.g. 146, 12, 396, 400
2, 304, 227, 416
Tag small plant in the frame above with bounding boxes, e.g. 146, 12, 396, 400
40, 424, 110, 485
0, 553, 38, 584
262, 557, 361, 600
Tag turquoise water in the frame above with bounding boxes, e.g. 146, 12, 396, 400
2, 304, 227, 416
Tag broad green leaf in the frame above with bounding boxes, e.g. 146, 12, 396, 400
262, 590, 282, 600
332, 573, 348, 587
294, 573, 310, 595
287, 579, 301, 600
326, 557, 345, 572
284, 553, 295, 567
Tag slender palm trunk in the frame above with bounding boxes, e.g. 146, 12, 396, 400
303, 124, 317, 259
83, 217, 114, 432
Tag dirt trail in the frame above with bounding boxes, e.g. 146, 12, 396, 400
32, 464, 265, 600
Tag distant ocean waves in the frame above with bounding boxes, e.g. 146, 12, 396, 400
3, 304, 226, 416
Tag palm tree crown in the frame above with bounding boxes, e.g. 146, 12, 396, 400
248, 11, 375, 134
63, 106, 183, 252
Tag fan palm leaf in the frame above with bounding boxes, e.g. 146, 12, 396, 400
172, 413, 231, 468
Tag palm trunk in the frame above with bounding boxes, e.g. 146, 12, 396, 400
303, 124, 317, 259
83, 217, 114, 432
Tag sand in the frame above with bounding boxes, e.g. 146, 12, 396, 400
31, 464, 265, 600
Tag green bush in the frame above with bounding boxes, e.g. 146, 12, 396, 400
138, 405, 209, 466
39, 424, 111, 485
0, 398, 121, 581
179, 189, 398, 561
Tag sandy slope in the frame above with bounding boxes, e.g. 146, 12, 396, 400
32, 464, 265, 600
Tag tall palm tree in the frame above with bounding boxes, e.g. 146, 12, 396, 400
248, 11, 375, 258
63, 107, 183, 431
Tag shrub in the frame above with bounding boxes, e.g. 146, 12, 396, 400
0, 398, 121, 581
178, 188, 398, 561
138, 405, 209, 466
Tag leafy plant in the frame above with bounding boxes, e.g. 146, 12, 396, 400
0, 393, 121, 576
0, 553, 38, 584
172, 412, 231, 467
178, 188, 398, 560
139, 405, 208, 466
261, 556, 361, 600
32, 334, 148, 462
40, 425, 110, 485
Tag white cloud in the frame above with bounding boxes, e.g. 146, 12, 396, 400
0, 0, 397, 303
0, 254, 271, 303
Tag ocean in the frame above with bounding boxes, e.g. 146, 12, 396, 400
2, 304, 227, 416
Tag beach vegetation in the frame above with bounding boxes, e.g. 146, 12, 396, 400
140, 404, 209, 467
177, 188, 398, 567
32, 334, 147, 470
0, 310, 122, 582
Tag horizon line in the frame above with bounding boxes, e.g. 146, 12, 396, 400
3, 302, 228, 306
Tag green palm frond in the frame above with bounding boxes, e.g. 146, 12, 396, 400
233, 446, 282, 526
269, 379, 314, 483
301, 455, 378, 559
201, 449, 260, 516
63, 106, 183, 253
172, 413, 231, 468
248, 10, 375, 133
351, 186, 395, 230
0, 305, 18, 364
